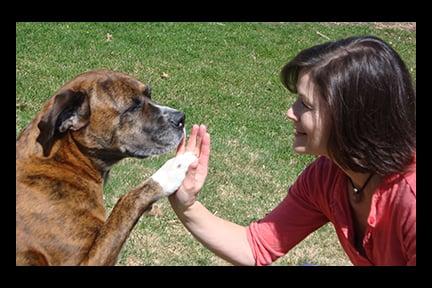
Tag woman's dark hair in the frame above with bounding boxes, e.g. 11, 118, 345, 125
281, 35, 416, 176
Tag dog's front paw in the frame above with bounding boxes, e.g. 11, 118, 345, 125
151, 152, 198, 196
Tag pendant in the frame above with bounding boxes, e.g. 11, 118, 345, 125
352, 190, 362, 202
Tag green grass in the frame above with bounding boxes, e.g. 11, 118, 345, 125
16, 22, 416, 266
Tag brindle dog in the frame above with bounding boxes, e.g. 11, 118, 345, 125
16, 70, 196, 265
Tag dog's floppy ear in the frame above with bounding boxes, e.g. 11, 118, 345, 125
36, 89, 90, 157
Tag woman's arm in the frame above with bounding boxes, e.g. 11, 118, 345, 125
169, 124, 255, 266
170, 199, 255, 266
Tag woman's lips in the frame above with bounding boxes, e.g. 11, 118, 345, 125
294, 129, 307, 136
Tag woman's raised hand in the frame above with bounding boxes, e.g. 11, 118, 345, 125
169, 124, 211, 210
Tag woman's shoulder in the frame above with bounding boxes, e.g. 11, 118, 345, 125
305, 156, 341, 176
404, 154, 416, 195
292, 156, 345, 209
379, 154, 416, 214
383, 154, 416, 197
298, 156, 344, 189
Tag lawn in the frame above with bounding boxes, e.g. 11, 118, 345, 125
16, 22, 416, 265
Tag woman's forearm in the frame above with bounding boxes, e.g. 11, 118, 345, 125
169, 199, 255, 266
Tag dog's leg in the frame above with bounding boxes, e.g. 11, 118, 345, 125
79, 152, 197, 265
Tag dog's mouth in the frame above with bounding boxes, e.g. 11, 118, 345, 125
128, 150, 149, 159
126, 143, 179, 159
125, 128, 185, 159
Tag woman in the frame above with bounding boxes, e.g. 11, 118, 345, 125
169, 35, 416, 266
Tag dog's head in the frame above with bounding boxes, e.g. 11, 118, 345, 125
36, 70, 185, 161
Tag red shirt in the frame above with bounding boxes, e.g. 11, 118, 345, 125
246, 156, 416, 266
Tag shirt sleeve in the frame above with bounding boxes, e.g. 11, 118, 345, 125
403, 182, 416, 266
246, 159, 330, 266
405, 163, 416, 266
406, 224, 416, 266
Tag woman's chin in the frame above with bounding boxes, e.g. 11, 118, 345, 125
293, 146, 307, 154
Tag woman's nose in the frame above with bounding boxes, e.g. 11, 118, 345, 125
286, 106, 297, 122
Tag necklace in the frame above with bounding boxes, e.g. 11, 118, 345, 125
348, 173, 373, 202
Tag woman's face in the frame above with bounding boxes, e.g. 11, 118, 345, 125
286, 71, 331, 156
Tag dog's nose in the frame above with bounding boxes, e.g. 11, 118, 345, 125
169, 111, 185, 129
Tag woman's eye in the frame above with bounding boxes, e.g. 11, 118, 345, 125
301, 100, 312, 110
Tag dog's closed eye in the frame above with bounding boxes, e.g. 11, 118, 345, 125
124, 98, 143, 113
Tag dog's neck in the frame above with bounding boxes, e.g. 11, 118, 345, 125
67, 133, 125, 183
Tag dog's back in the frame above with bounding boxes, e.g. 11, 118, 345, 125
16, 131, 106, 265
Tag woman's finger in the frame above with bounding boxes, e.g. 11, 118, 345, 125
194, 125, 206, 156
196, 132, 211, 179
186, 124, 199, 152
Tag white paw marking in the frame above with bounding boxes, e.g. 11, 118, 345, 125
151, 152, 197, 196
